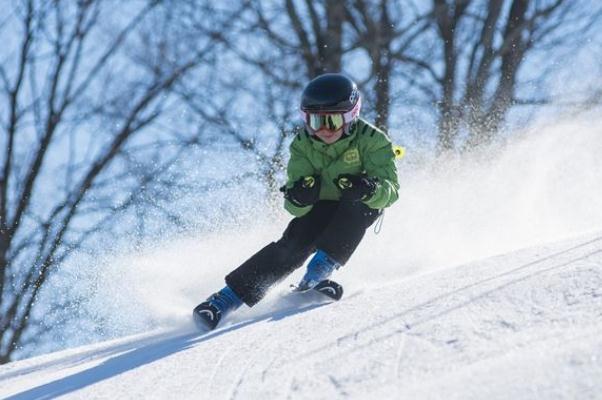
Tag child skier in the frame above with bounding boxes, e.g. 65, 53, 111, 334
193, 73, 399, 331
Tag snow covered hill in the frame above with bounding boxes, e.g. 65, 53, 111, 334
1, 231, 601, 399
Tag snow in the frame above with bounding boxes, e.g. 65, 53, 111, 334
1, 117, 601, 398
1, 231, 601, 399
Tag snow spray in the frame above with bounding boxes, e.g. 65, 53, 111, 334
40, 116, 602, 355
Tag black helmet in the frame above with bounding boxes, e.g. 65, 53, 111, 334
300, 73, 361, 134
301, 73, 361, 113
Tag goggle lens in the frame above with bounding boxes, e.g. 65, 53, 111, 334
307, 113, 345, 131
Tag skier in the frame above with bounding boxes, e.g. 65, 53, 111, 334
193, 73, 399, 331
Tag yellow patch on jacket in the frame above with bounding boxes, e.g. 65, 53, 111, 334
343, 148, 360, 165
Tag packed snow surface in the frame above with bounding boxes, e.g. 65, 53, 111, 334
1, 231, 601, 399
2, 117, 602, 398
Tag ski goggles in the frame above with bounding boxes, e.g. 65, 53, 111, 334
305, 113, 345, 131
301, 97, 362, 133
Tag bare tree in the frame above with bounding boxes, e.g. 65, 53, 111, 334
0, 0, 216, 363
340, 0, 602, 149
174, 0, 351, 206
345, 0, 432, 129
248, 0, 346, 78
390, 0, 602, 151
185, 0, 602, 164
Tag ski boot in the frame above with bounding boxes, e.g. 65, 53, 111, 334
295, 249, 340, 292
192, 285, 243, 332
311, 279, 344, 301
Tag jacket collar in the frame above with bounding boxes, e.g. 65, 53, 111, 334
307, 123, 359, 157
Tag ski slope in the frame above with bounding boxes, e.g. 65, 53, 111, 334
1, 231, 601, 400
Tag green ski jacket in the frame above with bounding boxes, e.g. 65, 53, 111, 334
284, 118, 399, 217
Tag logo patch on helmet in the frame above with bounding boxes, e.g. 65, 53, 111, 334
343, 149, 360, 165
349, 89, 359, 105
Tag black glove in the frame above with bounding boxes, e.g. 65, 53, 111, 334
281, 175, 321, 207
334, 174, 378, 202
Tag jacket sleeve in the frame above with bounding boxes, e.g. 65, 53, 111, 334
284, 134, 316, 217
361, 132, 399, 210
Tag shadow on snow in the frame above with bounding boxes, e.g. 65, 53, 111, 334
7, 301, 329, 400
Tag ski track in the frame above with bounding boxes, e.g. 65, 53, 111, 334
226, 332, 271, 400
393, 331, 407, 380
1, 232, 602, 399
205, 329, 241, 397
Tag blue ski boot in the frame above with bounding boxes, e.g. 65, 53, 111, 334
296, 249, 341, 292
192, 285, 243, 332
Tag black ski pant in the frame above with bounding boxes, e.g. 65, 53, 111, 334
225, 200, 381, 306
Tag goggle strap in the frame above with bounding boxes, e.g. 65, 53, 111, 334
343, 97, 361, 123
